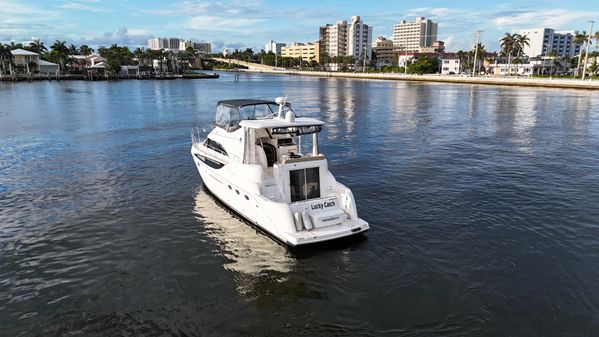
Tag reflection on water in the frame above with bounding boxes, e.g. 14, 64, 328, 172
192, 188, 295, 295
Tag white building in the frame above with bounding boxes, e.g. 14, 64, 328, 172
441, 58, 461, 74
148, 37, 181, 51
319, 16, 372, 60
179, 40, 193, 51
393, 17, 438, 52
347, 16, 372, 60
517, 28, 581, 57
265, 40, 286, 55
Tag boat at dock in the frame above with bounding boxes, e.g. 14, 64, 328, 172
190, 97, 369, 246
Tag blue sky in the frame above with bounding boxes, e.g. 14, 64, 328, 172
1, 0, 598, 52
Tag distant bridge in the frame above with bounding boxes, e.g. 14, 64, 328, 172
211, 57, 285, 71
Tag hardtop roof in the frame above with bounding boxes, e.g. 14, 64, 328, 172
217, 99, 277, 109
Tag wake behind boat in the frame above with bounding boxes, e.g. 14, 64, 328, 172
191, 97, 369, 246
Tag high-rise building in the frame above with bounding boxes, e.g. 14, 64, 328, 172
193, 42, 212, 54
148, 37, 181, 51
319, 20, 348, 57
347, 16, 372, 60
392, 17, 438, 51
517, 28, 581, 57
265, 40, 287, 55
319, 16, 372, 60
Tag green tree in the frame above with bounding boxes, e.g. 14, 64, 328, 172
0, 44, 15, 75
49, 40, 69, 73
28, 39, 47, 54
79, 45, 94, 56
472, 43, 487, 73
407, 55, 439, 74
500, 33, 518, 75
8, 42, 23, 50
98, 44, 134, 76
68, 44, 79, 55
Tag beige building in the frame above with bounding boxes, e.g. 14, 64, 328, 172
371, 36, 397, 66
392, 17, 438, 51
281, 42, 320, 62
418, 40, 445, 53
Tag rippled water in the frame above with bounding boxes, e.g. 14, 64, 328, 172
1, 73, 599, 336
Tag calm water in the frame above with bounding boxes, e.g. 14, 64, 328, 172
1, 73, 599, 336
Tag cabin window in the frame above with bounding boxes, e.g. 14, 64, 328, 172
290, 167, 320, 202
204, 138, 228, 156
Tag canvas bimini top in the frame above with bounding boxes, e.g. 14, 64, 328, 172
217, 99, 276, 108
215, 99, 296, 132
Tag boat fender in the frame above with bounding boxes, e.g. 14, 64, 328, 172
301, 211, 313, 231
293, 212, 304, 231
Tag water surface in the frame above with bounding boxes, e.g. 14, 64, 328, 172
1, 73, 599, 336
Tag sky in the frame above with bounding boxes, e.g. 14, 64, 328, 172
1, 0, 599, 52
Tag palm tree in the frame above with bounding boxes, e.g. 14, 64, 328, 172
595, 31, 599, 51
79, 45, 94, 56
574, 31, 588, 76
28, 39, 47, 55
68, 44, 79, 56
472, 43, 486, 74
515, 34, 530, 58
0, 44, 15, 75
50, 40, 69, 74
9, 41, 23, 50
500, 33, 517, 75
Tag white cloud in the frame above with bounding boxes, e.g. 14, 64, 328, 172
58, 2, 111, 12
186, 15, 265, 31
494, 9, 599, 30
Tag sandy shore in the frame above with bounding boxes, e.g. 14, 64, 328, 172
240, 68, 599, 90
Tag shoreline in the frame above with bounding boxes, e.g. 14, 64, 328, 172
0, 72, 219, 82
239, 68, 599, 90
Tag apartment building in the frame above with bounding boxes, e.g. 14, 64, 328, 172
319, 16, 372, 60
517, 28, 581, 57
265, 40, 287, 55
148, 37, 181, 51
281, 42, 320, 62
392, 17, 438, 51
371, 36, 396, 66
319, 20, 348, 57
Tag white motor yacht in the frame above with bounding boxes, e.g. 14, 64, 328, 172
191, 97, 369, 246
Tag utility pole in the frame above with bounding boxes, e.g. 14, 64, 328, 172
582, 21, 594, 80
472, 30, 482, 76
404, 45, 408, 75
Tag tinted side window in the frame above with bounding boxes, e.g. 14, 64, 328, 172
205, 139, 228, 156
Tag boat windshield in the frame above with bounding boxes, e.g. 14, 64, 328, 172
215, 103, 294, 132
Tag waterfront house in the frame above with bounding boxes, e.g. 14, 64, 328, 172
10, 48, 59, 74
70, 54, 108, 71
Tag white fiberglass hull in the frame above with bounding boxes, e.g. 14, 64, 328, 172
191, 147, 369, 246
